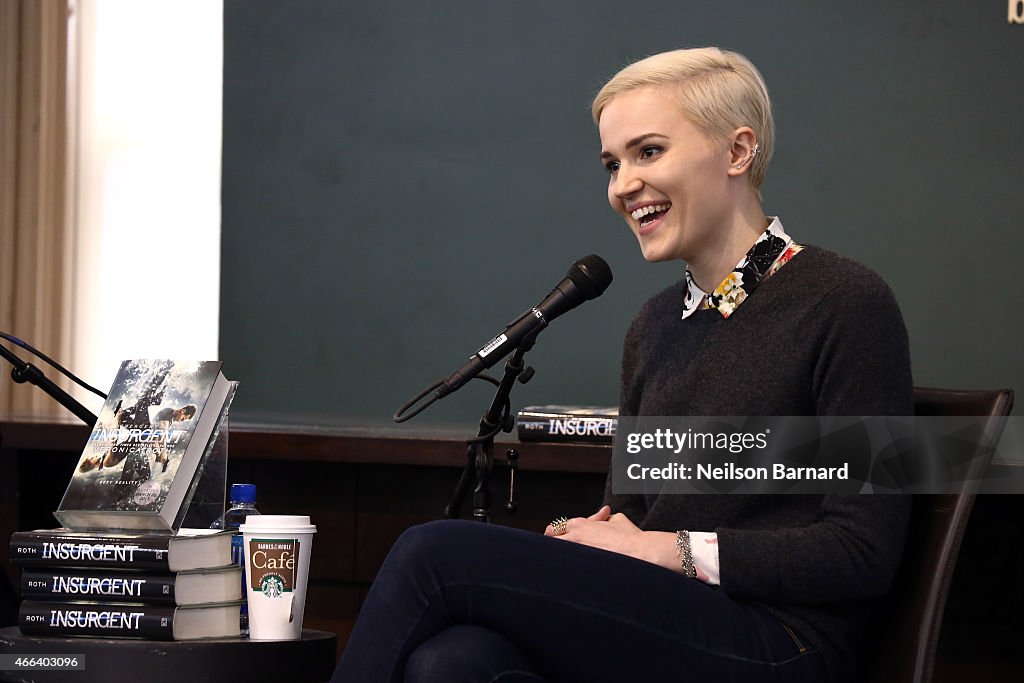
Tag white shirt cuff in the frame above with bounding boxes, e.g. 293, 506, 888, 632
689, 531, 720, 585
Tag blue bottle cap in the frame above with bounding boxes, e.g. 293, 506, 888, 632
229, 483, 257, 503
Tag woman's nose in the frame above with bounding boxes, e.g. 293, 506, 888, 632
611, 166, 643, 199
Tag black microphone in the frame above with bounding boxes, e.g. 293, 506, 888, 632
436, 254, 612, 399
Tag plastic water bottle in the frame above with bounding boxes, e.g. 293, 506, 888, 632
211, 483, 261, 632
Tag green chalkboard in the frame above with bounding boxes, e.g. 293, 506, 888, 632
222, 1, 1024, 426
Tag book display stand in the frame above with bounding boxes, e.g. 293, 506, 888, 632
178, 383, 237, 530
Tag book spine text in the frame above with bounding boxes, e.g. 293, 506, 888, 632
517, 415, 618, 443
18, 601, 175, 639
10, 537, 169, 569
20, 570, 175, 604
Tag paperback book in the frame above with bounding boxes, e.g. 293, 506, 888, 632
54, 359, 235, 532
19, 565, 242, 606
10, 528, 234, 572
18, 600, 242, 640
516, 405, 618, 444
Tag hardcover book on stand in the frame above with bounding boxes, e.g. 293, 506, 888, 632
54, 359, 236, 533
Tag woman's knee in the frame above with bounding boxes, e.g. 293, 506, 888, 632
389, 520, 467, 561
404, 625, 544, 683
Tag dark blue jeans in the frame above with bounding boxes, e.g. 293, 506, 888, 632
331, 520, 826, 683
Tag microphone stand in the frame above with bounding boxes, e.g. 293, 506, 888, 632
0, 344, 97, 427
444, 335, 536, 523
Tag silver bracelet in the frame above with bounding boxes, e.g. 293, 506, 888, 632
675, 530, 697, 579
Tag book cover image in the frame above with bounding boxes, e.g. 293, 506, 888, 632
57, 360, 228, 528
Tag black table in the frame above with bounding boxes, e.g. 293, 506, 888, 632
0, 626, 337, 683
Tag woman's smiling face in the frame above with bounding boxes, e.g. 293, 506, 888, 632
598, 85, 734, 264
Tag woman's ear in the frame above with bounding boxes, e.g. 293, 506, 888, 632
727, 127, 759, 178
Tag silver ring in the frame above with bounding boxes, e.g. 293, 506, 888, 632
550, 516, 569, 536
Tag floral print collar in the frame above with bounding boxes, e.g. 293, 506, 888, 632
681, 217, 803, 319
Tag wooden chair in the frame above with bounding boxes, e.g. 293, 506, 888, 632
857, 387, 1015, 682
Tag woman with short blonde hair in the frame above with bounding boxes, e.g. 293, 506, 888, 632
331, 47, 911, 683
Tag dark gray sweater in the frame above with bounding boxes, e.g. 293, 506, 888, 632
604, 245, 913, 682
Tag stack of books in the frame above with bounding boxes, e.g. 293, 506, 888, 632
5, 358, 244, 640
10, 528, 243, 640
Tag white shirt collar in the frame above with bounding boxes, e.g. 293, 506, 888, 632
681, 217, 795, 319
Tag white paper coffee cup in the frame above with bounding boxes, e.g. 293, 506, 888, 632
240, 514, 317, 640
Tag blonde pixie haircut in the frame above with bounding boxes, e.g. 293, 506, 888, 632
592, 47, 774, 198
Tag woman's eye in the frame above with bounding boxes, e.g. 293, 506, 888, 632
640, 145, 660, 160
604, 160, 620, 174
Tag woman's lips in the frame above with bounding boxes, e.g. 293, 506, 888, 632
637, 208, 668, 236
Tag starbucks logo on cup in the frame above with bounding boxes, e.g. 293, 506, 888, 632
261, 574, 285, 598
